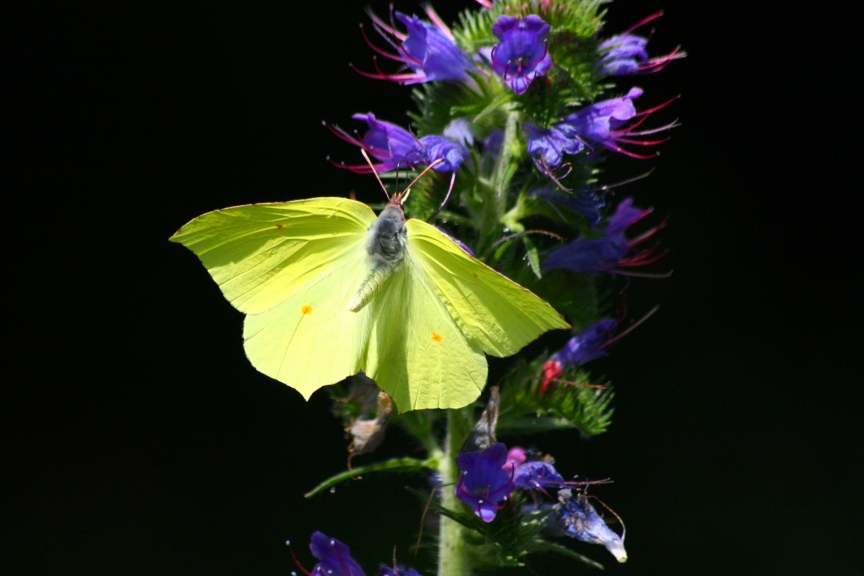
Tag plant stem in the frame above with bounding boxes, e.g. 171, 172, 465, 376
478, 108, 520, 256
437, 408, 472, 576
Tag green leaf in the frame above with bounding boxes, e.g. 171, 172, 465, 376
497, 356, 615, 437
522, 235, 542, 279
304, 457, 438, 498
534, 541, 606, 570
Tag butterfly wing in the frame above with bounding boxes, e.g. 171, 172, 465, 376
364, 259, 487, 411
170, 198, 377, 399
170, 198, 376, 315
405, 219, 570, 357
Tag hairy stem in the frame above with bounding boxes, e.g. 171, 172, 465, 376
437, 408, 473, 576
478, 108, 520, 256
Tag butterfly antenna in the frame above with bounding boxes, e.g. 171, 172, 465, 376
427, 170, 456, 222
401, 158, 444, 203
360, 148, 390, 201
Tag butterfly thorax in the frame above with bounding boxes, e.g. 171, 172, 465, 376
349, 203, 408, 312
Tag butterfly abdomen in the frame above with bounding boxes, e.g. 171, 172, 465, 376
349, 205, 407, 312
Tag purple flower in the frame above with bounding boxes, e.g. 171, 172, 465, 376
523, 122, 585, 167
309, 532, 366, 576
529, 187, 604, 227
598, 34, 648, 76
329, 113, 424, 173
542, 197, 661, 274
556, 489, 627, 563
560, 88, 675, 158
540, 319, 615, 393
598, 12, 685, 76
358, 9, 475, 84
442, 118, 474, 148
490, 15, 553, 95
514, 461, 565, 491
455, 442, 515, 522
329, 113, 466, 173
417, 135, 468, 172
380, 566, 423, 576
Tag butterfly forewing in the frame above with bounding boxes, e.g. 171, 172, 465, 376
170, 199, 377, 315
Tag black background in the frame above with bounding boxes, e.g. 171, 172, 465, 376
4, 1, 861, 575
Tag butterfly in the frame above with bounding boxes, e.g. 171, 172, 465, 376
171, 192, 568, 412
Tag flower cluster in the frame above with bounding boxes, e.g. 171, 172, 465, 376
454, 443, 626, 562
292, 532, 425, 576
332, 6, 680, 183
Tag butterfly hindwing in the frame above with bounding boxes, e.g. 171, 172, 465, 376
242, 251, 371, 400
365, 258, 487, 411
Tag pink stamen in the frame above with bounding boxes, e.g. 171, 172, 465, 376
605, 143, 658, 160
599, 168, 655, 191
628, 218, 667, 245
350, 62, 420, 84
619, 120, 679, 136
620, 247, 667, 267
359, 24, 403, 60
365, 8, 406, 40
286, 541, 313, 576
622, 11, 664, 35
635, 94, 680, 116
424, 4, 456, 41
602, 306, 659, 348
641, 46, 686, 73
326, 123, 364, 147
613, 136, 670, 146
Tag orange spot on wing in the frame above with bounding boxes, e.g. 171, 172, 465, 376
275, 224, 284, 229
431, 333, 443, 342
301, 305, 313, 315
